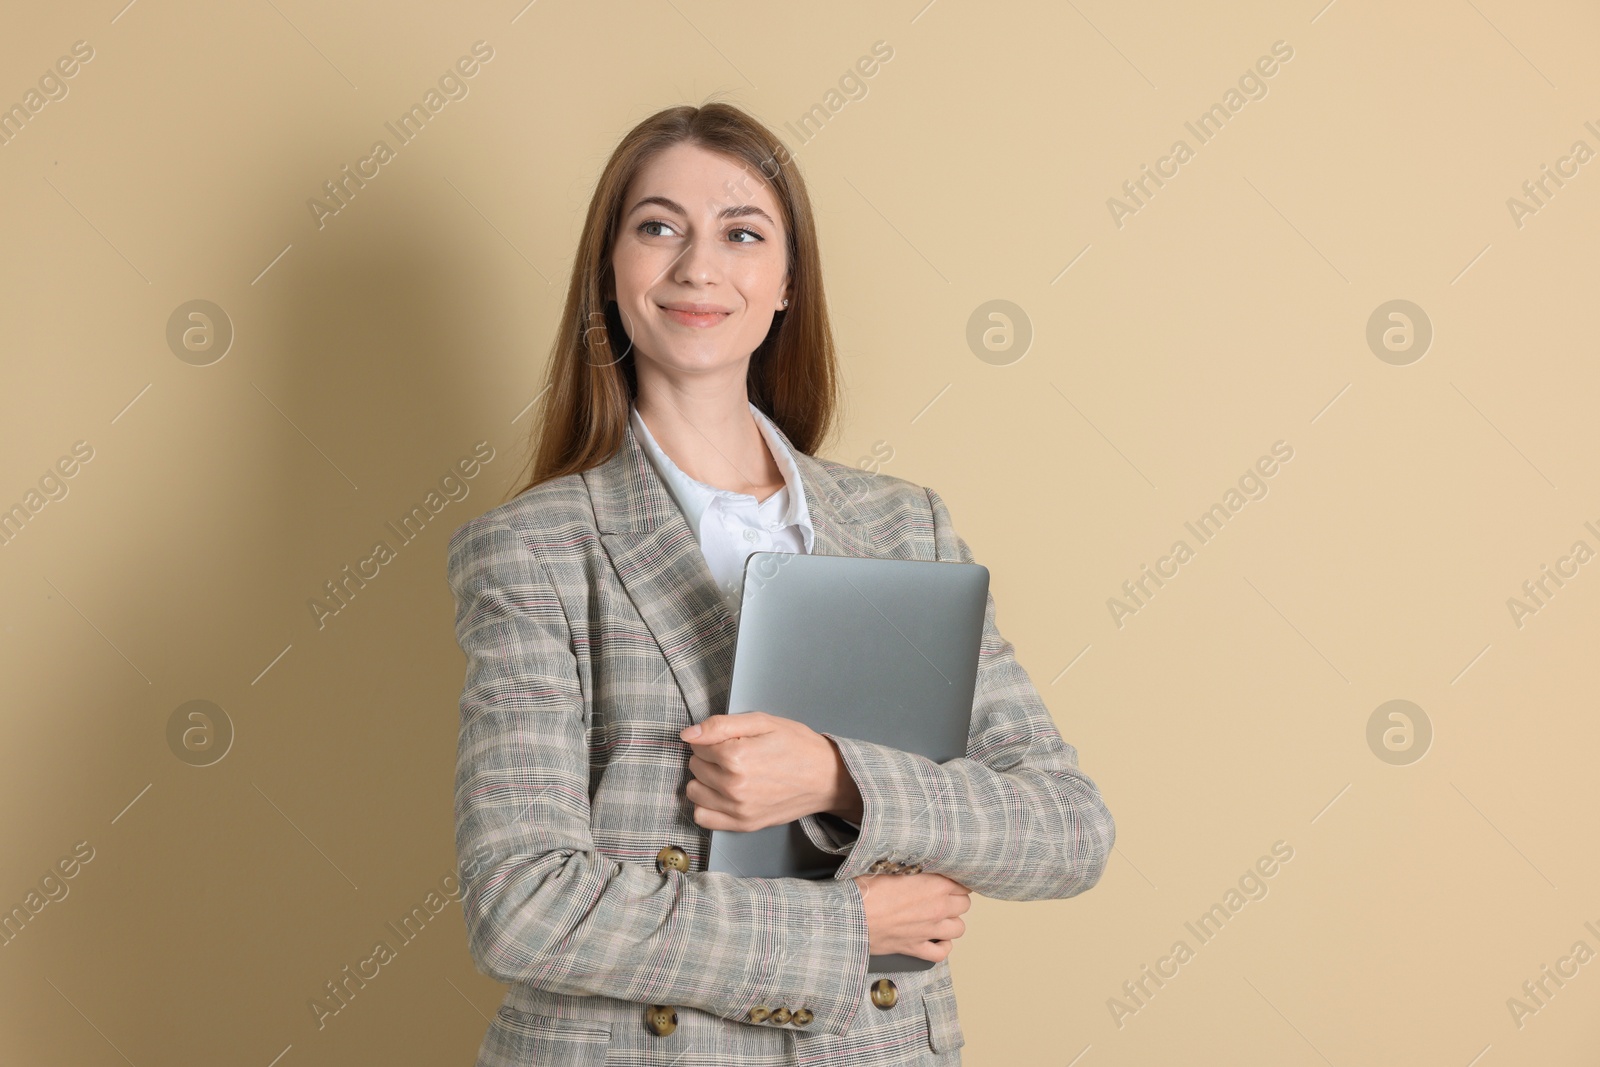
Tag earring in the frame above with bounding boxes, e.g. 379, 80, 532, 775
782, 299, 789, 307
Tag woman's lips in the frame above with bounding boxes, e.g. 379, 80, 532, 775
660, 306, 731, 327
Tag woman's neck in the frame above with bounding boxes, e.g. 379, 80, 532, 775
634, 389, 784, 499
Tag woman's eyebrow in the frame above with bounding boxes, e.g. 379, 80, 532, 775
626, 194, 775, 227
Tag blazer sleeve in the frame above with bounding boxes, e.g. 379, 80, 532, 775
795, 486, 1116, 901
449, 517, 873, 1037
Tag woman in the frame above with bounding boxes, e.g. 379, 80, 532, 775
447, 102, 1115, 1066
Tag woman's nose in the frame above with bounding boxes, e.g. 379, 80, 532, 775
670, 234, 722, 285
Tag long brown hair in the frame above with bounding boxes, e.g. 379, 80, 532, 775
506, 101, 843, 500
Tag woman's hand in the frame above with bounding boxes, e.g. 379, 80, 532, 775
853, 872, 971, 961
678, 712, 863, 831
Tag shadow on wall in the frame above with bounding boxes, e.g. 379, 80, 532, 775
10, 141, 525, 1062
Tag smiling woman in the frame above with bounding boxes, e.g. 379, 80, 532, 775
608, 144, 791, 396
447, 101, 1115, 1067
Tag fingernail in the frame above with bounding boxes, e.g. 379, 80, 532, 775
682, 724, 702, 740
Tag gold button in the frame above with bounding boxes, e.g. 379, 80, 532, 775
770, 1007, 792, 1025
747, 1005, 771, 1023
644, 1004, 678, 1036
791, 1007, 813, 1026
655, 845, 690, 874
871, 978, 898, 1010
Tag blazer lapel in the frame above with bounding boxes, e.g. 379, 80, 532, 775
777, 425, 881, 561
584, 413, 880, 727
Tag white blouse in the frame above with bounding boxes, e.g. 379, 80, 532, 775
630, 400, 861, 833
629, 401, 816, 620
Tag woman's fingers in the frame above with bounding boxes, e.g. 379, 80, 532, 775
923, 871, 970, 894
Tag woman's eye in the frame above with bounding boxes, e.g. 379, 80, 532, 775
637, 220, 762, 243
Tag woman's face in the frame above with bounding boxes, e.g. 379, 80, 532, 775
610, 141, 789, 385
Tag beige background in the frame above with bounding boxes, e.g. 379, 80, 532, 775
3, 0, 1597, 1063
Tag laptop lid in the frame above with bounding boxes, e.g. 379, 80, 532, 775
706, 550, 988, 878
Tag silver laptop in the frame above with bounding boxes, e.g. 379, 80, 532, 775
706, 550, 989, 972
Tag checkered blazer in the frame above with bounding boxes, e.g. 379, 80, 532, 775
447, 414, 1116, 1066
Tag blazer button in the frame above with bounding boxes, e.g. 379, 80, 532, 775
871, 978, 898, 1010
868, 859, 890, 874
770, 1007, 792, 1025
644, 1004, 678, 1036
901, 862, 923, 874
791, 1007, 814, 1026
886, 861, 906, 874
656, 845, 690, 874
747, 1006, 771, 1024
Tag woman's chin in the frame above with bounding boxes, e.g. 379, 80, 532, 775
637, 343, 752, 377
